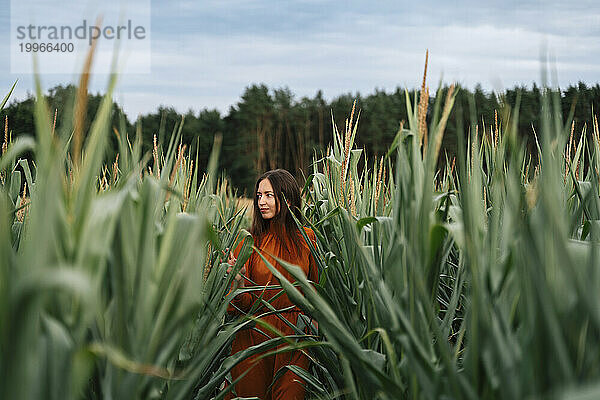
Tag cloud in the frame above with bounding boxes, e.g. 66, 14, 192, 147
0, 0, 598, 117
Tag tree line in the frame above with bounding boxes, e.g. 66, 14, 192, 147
3, 82, 599, 194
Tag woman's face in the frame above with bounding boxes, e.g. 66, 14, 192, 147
257, 178, 278, 220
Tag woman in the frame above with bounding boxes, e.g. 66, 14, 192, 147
224, 169, 318, 400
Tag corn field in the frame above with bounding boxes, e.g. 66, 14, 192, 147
2, 64, 600, 400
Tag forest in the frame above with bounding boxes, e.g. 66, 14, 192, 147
4, 81, 600, 193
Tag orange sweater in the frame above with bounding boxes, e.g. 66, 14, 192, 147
225, 226, 318, 400
228, 226, 318, 316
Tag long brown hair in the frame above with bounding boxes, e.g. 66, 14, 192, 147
250, 169, 303, 257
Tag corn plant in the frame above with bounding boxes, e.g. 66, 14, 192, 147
0, 63, 261, 399
275, 74, 600, 399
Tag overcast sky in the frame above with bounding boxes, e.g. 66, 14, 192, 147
1, 0, 599, 118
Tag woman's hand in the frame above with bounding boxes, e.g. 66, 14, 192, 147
224, 248, 246, 288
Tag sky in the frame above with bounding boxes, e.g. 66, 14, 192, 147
1, 0, 599, 119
